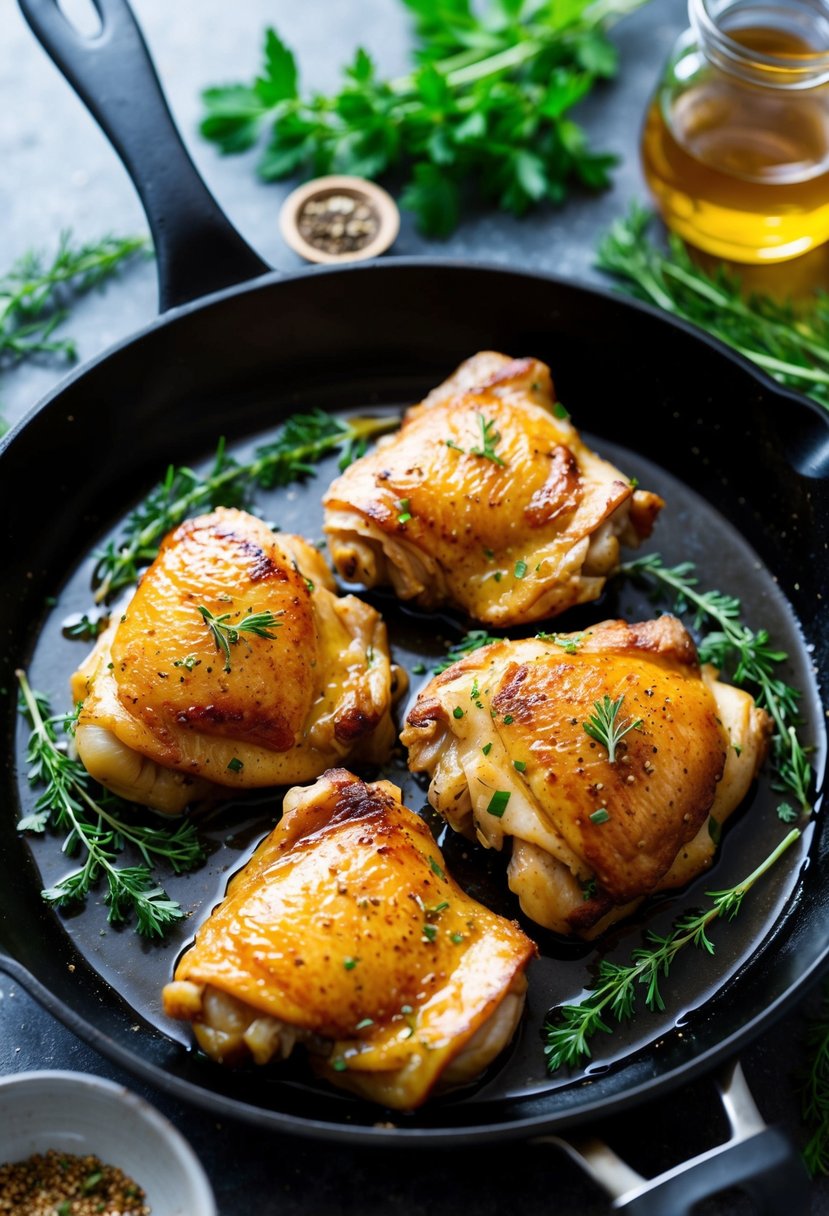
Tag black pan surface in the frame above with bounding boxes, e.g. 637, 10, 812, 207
1, 262, 827, 1144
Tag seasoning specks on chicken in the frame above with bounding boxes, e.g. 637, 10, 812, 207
162, 768, 535, 1110
71, 508, 399, 814
323, 351, 663, 625
402, 617, 772, 937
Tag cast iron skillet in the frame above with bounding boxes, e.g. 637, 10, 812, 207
2, 0, 828, 1209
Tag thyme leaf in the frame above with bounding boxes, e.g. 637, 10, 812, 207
91, 411, 396, 604
597, 204, 829, 412
469, 413, 506, 467
583, 693, 642, 763
0, 232, 148, 368
619, 553, 812, 814
16, 671, 205, 938
197, 605, 283, 673
544, 829, 801, 1071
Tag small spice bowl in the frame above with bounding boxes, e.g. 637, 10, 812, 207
279, 175, 400, 264
0, 1070, 216, 1216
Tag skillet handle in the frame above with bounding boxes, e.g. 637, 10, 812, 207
17, 0, 270, 312
537, 1061, 810, 1215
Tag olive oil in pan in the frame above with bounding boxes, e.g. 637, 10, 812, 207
642, 24, 829, 262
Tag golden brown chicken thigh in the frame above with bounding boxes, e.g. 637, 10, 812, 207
323, 352, 663, 626
402, 617, 771, 936
72, 509, 398, 814
162, 769, 535, 1109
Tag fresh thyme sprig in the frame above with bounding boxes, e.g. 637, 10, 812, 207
0, 232, 148, 367
16, 671, 205, 938
620, 553, 812, 815
0, 232, 148, 435
596, 205, 829, 412
545, 828, 801, 1071
199, 0, 647, 237
583, 693, 642, 763
91, 411, 396, 604
197, 605, 283, 672
433, 629, 502, 674
801, 980, 829, 1175
469, 414, 506, 466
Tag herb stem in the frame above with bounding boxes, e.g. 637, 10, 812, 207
545, 828, 801, 1071
16, 670, 204, 937
597, 206, 829, 410
620, 555, 812, 814
93, 412, 395, 604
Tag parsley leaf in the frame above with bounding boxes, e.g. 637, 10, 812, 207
199, 1, 647, 237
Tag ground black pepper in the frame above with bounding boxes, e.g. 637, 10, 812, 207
0, 1149, 150, 1215
297, 193, 379, 254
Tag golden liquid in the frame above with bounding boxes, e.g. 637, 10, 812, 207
642, 27, 829, 262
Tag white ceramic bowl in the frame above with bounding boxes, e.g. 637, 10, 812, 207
0, 1070, 216, 1216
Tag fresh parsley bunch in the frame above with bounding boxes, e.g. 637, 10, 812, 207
200, 0, 647, 237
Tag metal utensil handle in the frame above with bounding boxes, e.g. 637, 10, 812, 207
540, 1062, 811, 1216
17, 0, 270, 311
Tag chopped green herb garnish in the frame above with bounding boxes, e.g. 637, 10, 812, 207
412, 661, 426, 675
536, 630, 583, 654
434, 630, 500, 674
778, 803, 799, 824
227, 757, 244, 773
514, 559, 528, 579
422, 923, 438, 942
355, 1018, 374, 1031
513, 759, 526, 772
486, 790, 511, 818
343, 956, 359, 970
453, 706, 465, 719
553, 402, 570, 420
580, 876, 597, 901
428, 856, 445, 879
503, 714, 514, 725
482, 742, 493, 756
450, 932, 465, 944
173, 653, 200, 671
589, 807, 610, 824
397, 497, 413, 524
62, 612, 108, 642
331, 1058, 348, 1072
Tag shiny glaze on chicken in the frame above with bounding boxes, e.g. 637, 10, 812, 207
402, 617, 771, 936
323, 352, 663, 625
72, 509, 398, 814
163, 769, 535, 1109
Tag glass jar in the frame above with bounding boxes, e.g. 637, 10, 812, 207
641, 0, 829, 262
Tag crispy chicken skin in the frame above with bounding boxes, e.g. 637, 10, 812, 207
323, 352, 663, 626
402, 617, 771, 937
72, 509, 398, 815
163, 769, 535, 1109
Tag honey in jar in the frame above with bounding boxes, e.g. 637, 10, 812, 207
642, 0, 829, 262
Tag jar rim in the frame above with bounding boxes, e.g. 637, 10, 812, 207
689, 0, 829, 85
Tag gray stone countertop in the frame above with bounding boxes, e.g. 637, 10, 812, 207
1, 0, 828, 1212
